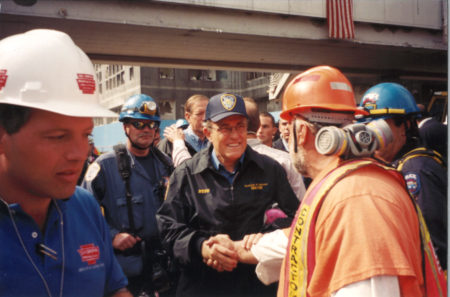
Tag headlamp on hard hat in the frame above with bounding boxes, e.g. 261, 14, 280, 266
138, 101, 158, 116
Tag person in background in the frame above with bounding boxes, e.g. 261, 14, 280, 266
243, 97, 305, 202
157, 94, 209, 159
417, 103, 447, 159
272, 118, 289, 152
359, 82, 447, 271
156, 93, 299, 297
0, 29, 131, 297
257, 112, 278, 147
83, 94, 174, 296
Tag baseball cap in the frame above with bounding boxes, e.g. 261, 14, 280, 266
205, 93, 248, 122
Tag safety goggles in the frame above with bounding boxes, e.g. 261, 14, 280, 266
129, 120, 159, 130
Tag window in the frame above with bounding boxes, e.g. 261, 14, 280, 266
246, 72, 269, 80
159, 68, 174, 79
189, 69, 216, 81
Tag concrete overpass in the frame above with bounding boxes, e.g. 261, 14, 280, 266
0, 0, 447, 84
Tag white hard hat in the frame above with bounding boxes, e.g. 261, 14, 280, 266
0, 29, 117, 117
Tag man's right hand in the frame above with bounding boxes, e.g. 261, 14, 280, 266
202, 234, 238, 272
112, 233, 142, 251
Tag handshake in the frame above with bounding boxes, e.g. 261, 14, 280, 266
201, 233, 262, 272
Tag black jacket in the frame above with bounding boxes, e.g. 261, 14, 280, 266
395, 147, 447, 270
272, 137, 288, 152
156, 145, 299, 297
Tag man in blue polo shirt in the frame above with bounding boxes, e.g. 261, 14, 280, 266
0, 29, 131, 297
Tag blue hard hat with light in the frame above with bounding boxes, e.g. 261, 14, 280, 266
358, 83, 420, 122
119, 94, 160, 122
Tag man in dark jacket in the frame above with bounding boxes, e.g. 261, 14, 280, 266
156, 93, 299, 297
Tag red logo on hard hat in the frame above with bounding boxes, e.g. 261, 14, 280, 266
77, 243, 100, 265
76, 74, 96, 94
0, 69, 8, 91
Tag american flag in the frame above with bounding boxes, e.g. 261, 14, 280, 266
327, 0, 355, 39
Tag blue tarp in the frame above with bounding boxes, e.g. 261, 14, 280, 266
92, 120, 176, 153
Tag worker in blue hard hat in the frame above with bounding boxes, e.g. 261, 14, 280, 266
83, 94, 175, 296
359, 82, 447, 272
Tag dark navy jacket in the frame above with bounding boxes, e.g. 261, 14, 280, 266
156, 145, 299, 297
395, 147, 447, 270
82, 146, 172, 276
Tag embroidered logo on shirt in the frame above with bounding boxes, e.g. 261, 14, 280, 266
244, 183, 268, 190
405, 172, 421, 196
198, 188, 210, 194
78, 243, 100, 265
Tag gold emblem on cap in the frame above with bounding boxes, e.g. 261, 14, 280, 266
220, 94, 237, 111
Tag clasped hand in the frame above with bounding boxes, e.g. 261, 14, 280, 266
201, 233, 263, 272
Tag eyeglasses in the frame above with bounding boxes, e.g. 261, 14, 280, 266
212, 123, 247, 135
129, 121, 159, 130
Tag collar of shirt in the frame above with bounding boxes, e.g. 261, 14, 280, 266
184, 126, 209, 152
211, 149, 245, 184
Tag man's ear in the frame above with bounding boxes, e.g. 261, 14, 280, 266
185, 112, 191, 122
296, 121, 309, 146
271, 126, 277, 137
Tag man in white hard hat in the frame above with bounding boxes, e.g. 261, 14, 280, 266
0, 29, 132, 297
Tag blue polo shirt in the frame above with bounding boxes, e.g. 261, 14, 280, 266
0, 187, 128, 297
184, 126, 209, 152
211, 149, 245, 184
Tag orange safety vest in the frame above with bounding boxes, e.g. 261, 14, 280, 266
283, 158, 446, 297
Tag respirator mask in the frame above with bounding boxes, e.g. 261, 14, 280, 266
314, 119, 392, 159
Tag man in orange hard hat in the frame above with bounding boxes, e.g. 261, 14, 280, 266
277, 66, 432, 297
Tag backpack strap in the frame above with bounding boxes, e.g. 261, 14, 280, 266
113, 144, 136, 235
150, 146, 174, 204
151, 146, 174, 173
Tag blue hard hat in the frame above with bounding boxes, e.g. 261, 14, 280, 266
175, 118, 189, 129
358, 83, 420, 122
119, 94, 160, 122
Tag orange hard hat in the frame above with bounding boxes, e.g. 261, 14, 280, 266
280, 66, 368, 122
